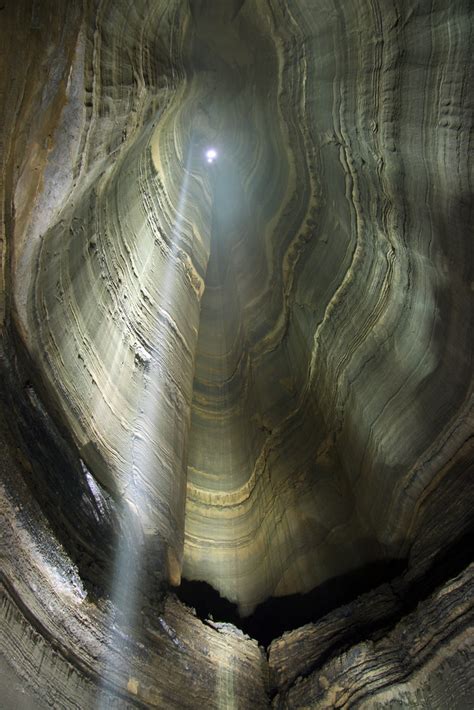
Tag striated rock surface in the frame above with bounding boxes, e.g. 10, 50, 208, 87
1, 436, 268, 709
0, 0, 473, 707
271, 563, 474, 709
18, 0, 211, 588
183, 0, 474, 614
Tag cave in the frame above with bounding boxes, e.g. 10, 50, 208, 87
1, 0, 473, 707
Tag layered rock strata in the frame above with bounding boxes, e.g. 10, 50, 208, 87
0, 0, 473, 707
271, 563, 474, 708
1, 434, 268, 708
183, 0, 474, 613
2, 436, 472, 708
4, 0, 474, 614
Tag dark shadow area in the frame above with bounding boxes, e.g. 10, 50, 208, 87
0, 333, 148, 609
398, 528, 474, 612
177, 558, 407, 647
177, 528, 474, 650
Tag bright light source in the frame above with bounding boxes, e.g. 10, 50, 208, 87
206, 148, 217, 164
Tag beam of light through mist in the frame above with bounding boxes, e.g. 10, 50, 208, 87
96, 138, 195, 707
206, 148, 217, 163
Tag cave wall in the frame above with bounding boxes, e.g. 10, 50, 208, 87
184, 0, 473, 614
0, 0, 473, 707
13, 0, 212, 587
4, 0, 474, 614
